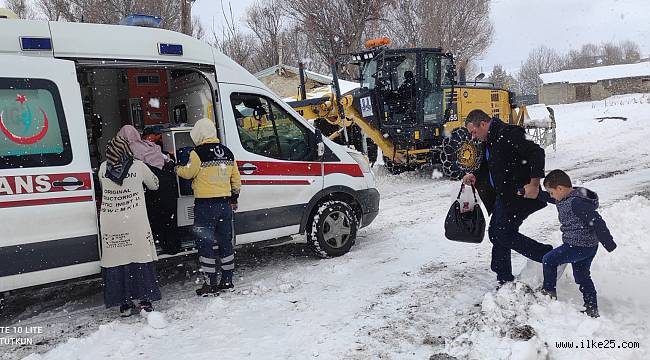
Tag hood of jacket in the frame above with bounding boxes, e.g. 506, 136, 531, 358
190, 118, 219, 145
563, 187, 599, 210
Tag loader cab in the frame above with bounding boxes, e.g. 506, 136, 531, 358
353, 47, 454, 148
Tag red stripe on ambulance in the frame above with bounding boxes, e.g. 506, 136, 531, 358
0, 172, 92, 196
237, 161, 363, 178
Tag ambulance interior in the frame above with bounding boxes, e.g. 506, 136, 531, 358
77, 66, 215, 230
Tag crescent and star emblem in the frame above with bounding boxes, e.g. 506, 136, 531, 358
0, 94, 50, 145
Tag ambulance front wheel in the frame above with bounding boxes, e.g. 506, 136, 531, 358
308, 200, 358, 258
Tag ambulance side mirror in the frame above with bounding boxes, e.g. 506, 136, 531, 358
315, 129, 325, 158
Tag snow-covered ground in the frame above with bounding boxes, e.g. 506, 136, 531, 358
4, 94, 650, 360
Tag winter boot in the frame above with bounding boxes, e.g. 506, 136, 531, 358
217, 280, 235, 292
196, 282, 220, 297
119, 302, 137, 317
139, 301, 154, 313
539, 288, 557, 300
581, 304, 599, 318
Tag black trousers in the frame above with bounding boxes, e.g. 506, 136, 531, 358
146, 164, 180, 254
488, 197, 552, 282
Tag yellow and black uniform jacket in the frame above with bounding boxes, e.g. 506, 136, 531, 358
176, 138, 241, 202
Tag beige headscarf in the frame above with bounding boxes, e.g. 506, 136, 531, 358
190, 118, 218, 145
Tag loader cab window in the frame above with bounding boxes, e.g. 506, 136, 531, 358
382, 53, 417, 126
231, 93, 312, 161
360, 60, 377, 90
423, 53, 444, 123
0, 78, 72, 169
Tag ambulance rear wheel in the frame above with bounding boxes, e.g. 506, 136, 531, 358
308, 201, 358, 258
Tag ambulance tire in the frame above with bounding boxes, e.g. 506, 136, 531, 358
308, 200, 358, 258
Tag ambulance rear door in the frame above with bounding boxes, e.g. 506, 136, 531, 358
0, 55, 98, 292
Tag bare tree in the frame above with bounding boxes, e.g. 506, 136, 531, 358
385, 0, 420, 47
601, 42, 624, 66
33, 0, 181, 31
191, 15, 205, 40
620, 40, 641, 63
35, 0, 68, 20
210, 0, 256, 71
487, 64, 516, 90
6, 0, 36, 19
245, 0, 284, 70
281, 0, 393, 79
517, 46, 562, 95
418, 0, 493, 65
279, 24, 328, 73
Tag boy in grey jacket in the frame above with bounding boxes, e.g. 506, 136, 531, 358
537, 169, 617, 318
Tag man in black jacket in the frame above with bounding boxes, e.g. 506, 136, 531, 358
462, 110, 553, 284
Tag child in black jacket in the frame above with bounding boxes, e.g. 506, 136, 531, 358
537, 170, 617, 318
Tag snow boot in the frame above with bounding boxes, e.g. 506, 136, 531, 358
217, 280, 235, 292
119, 302, 137, 317
581, 305, 599, 318
196, 282, 220, 297
139, 301, 154, 313
539, 288, 557, 300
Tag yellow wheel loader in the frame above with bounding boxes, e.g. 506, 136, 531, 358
287, 40, 555, 178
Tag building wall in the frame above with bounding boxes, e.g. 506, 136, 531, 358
539, 83, 573, 105
601, 77, 650, 96
542, 76, 650, 104
588, 82, 609, 101
258, 72, 322, 99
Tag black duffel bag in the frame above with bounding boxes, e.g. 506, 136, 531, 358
444, 184, 486, 243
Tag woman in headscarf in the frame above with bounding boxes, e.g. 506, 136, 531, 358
98, 135, 162, 316
117, 125, 180, 255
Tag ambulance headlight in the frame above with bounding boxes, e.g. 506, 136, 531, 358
348, 152, 371, 173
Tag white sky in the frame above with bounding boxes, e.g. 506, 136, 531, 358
194, 0, 650, 74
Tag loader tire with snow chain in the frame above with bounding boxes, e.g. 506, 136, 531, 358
308, 201, 358, 258
441, 127, 482, 180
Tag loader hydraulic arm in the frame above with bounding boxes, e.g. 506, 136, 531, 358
290, 94, 405, 163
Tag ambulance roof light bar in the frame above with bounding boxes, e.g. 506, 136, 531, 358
119, 14, 162, 28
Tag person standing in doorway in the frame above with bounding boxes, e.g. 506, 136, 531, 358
176, 118, 241, 296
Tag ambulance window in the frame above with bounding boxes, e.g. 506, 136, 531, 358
231, 93, 312, 161
0, 78, 72, 169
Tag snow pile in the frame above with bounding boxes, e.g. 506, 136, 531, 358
445, 195, 650, 360
143, 311, 168, 329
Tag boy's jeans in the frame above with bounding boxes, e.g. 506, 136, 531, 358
489, 198, 553, 282
193, 198, 235, 285
543, 243, 598, 307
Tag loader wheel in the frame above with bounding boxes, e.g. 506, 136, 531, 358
383, 156, 408, 174
308, 201, 358, 258
441, 127, 482, 180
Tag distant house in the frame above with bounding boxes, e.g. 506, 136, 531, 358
539, 62, 650, 104
254, 64, 358, 101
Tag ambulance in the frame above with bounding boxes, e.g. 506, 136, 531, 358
0, 16, 380, 304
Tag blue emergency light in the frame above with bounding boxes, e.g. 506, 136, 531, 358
119, 14, 162, 28
20, 37, 52, 51
159, 43, 183, 56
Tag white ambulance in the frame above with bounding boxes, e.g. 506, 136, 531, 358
0, 18, 380, 302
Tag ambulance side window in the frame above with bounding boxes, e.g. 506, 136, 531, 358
0, 78, 72, 169
231, 93, 312, 161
